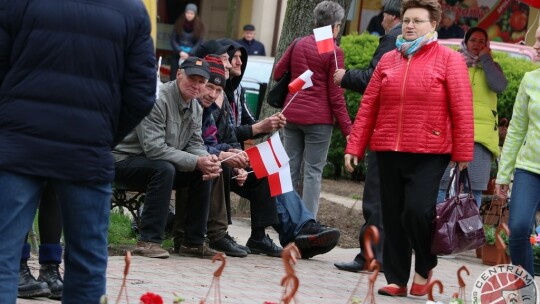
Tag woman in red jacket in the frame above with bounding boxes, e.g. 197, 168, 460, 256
344, 0, 473, 298
274, 1, 352, 218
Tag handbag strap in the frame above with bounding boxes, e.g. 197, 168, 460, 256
445, 165, 474, 198
284, 37, 301, 74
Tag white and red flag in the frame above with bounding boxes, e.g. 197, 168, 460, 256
288, 70, 313, 95
268, 164, 293, 197
313, 25, 334, 54
245, 132, 289, 179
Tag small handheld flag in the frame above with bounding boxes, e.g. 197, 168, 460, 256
268, 164, 293, 197
288, 70, 313, 94
313, 25, 334, 54
245, 133, 289, 179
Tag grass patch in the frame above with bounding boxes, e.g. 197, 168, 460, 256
108, 211, 137, 245
108, 210, 174, 255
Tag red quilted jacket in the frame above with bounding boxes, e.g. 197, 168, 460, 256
345, 42, 474, 161
274, 35, 351, 136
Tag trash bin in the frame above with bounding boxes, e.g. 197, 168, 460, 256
245, 90, 260, 119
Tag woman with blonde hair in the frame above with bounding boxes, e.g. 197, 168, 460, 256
345, 0, 473, 297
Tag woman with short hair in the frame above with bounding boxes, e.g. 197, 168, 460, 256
345, 0, 474, 298
274, 1, 352, 218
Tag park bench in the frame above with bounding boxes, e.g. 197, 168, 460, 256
111, 183, 145, 227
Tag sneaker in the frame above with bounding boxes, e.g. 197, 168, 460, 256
210, 233, 248, 258
246, 234, 282, 257
295, 222, 340, 250
132, 241, 170, 259
179, 243, 222, 259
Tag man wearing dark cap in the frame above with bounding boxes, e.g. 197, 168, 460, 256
113, 56, 222, 260
236, 24, 266, 56
332, 0, 402, 273
195, 53, 342, 259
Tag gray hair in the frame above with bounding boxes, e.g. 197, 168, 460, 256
442, 10, 455, 20
313, 1, 345, 28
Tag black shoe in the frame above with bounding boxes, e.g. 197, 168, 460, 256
294, 222, 340, 257
334, 260, 365, 272
246, 234, 282, 257
299, 244, 337, 259
210, 233, 248, 258
38, 264, 63, 300
18, 261, 51, 298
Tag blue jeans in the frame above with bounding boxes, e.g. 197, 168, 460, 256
273, 191, 314, 246
283, 123, 333, 218
508, 169, 540, 276
0, 170, 110, 303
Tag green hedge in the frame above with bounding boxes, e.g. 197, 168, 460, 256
324, 33, 537, 179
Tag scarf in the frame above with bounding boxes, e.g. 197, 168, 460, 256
458, 40, 479, 67
395, 31, 438, 58
183, 20, 194, 33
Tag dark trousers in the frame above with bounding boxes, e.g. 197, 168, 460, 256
174, 171, 228, 244
174, 164, 278, 244
21, 184, 63, 264
227, 166, 279, 229
115, 156, 211, 245
377, 152, 450, 285
354, 150, 384, 266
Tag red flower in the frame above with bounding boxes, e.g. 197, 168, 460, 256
140, 292, 164, 304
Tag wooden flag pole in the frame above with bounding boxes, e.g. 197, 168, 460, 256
333, 50, 338, 70
280, 92, 299, 115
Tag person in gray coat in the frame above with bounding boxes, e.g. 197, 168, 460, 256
113, 57, 222, 260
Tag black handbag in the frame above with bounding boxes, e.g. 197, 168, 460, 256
431, 167, 486, 255
267, 38, 300, 108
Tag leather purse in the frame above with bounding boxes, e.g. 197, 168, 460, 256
267, 38, 300, 108
431, 167, 486, 255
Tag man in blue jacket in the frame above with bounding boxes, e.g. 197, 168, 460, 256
0, 0, 156, 302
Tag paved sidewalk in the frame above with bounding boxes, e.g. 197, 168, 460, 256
20, 216, 540, 303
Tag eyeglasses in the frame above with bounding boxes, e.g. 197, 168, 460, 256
402, 19, 431, 26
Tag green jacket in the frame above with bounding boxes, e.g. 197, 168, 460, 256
496, 69, 540, 184
470, 66, 500, 157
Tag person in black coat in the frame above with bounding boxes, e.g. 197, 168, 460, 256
236, 24, 266, 56
438, 10, 464, 39
332, 0, 402, 273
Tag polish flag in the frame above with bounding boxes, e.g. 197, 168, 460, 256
288, 70, 313, 94
245, 133, 289, 179
268, 164, 293, 197
313, 25, 334, 54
